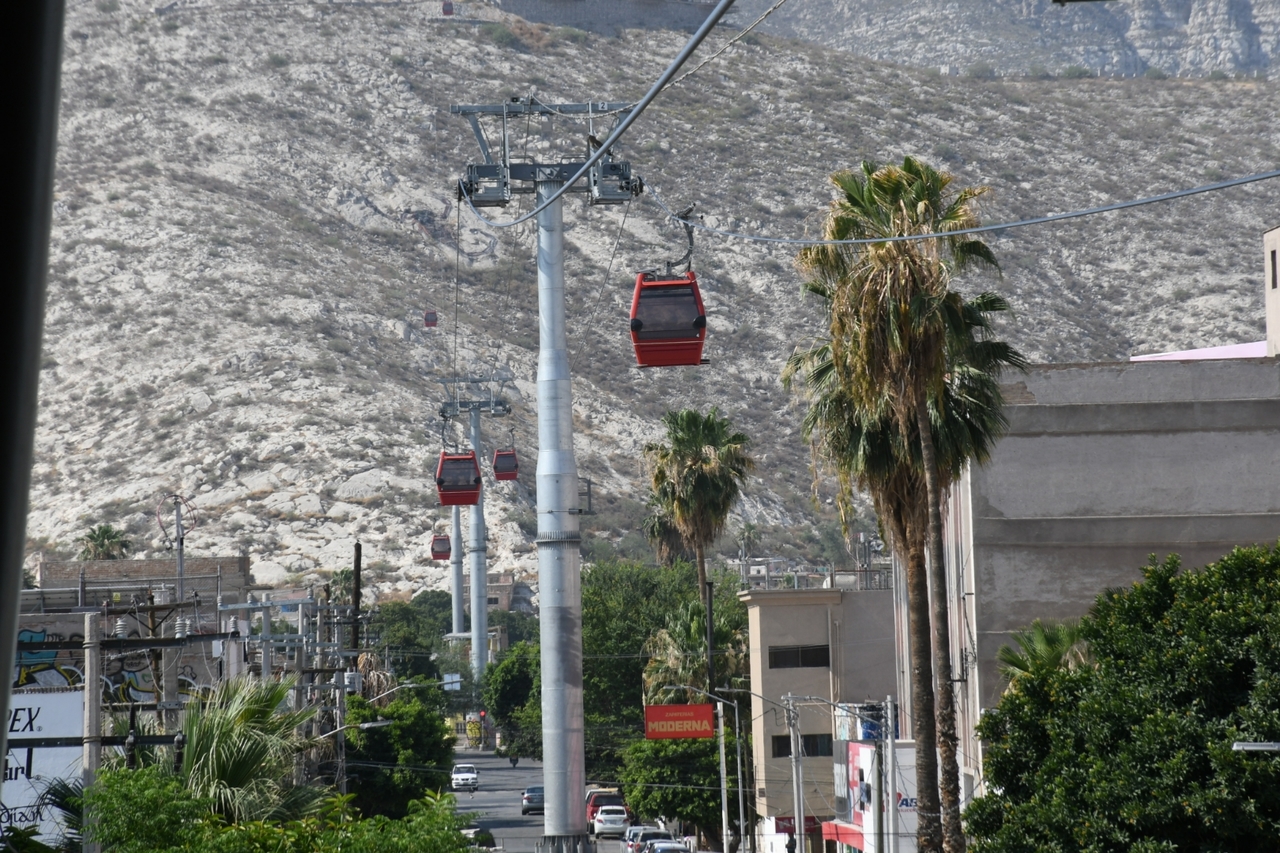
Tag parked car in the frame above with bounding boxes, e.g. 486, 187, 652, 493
451, 764, 479, 792
623, 825, 651, 853
593, 805, 630, 838
522, 785, 545, 815
647, 843, 690, 853
631, 828, 674, 853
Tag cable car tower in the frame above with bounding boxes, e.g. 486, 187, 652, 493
452, 96, 640, 853
439, 374, 512, 682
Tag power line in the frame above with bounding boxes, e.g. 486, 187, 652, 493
644, 167, 1280, 246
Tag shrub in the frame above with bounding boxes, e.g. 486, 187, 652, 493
84, 766, 210, 853
1061, 65, 1093, 79
965, 61, 996, 79
1144, 66, 1169, 80
478, 23, 520, 49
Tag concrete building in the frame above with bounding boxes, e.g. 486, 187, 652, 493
462, 570, 535, 613
921, 361, 1280, 801
739, 587, 898, 853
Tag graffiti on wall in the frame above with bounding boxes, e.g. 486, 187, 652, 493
15, 626, 215, 701
15, 629, 82, 689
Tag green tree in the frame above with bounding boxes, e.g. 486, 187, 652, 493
82, 766, 210, 853
619, 733, 740, 846
968, 547, 1280, 851
642, 499, 692, 568
75, 524, 130, 560
580, 558, 703, 777
482, 642, 542, 760
642, 598, 747, 704
796, 158, 1015, 853
644, 408, 755, 603
344, 686, 456, 818
370, 591, 456, 680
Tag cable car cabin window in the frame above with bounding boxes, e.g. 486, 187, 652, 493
438, 457, 481, 491
633, 286, 703, 341
768, 644, 830, 669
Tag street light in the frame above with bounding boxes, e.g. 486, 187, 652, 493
664, 685, 744, 853
319, 718, 393, 794
368, 680, 448, 704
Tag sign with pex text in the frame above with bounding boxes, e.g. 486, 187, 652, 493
644, 703, 714, 739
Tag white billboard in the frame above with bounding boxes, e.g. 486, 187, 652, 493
2, 688, 84, 843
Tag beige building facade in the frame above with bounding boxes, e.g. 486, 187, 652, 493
739, 587, 898, 852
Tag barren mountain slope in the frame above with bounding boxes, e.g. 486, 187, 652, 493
733, 0, 1280, 77
33, 0, 1279, 599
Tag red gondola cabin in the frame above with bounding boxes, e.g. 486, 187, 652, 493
629, 271, 707, 368
430, 534, 451, 561
435, 451, 481, 505
423, 310, 438, 328
442, 0, 454, 14
492, 449, 518, 481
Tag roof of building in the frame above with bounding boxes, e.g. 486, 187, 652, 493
1130, 340, 1267, 361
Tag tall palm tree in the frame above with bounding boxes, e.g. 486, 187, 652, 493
76, 524, 130, 560
642, 599, 747, 704
795, 159, 1019, 853
643, 408, 755, 601
642, 498, 691, 568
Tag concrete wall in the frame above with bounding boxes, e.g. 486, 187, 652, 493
740, 587, 897, 828
940, 357, 1280, 793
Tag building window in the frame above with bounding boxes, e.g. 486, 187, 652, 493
771, 734, 833, 757
487, 597, 499, 605
768, 644, 830, 669
801, 733, 834, 757
1272, 249, 1277, 289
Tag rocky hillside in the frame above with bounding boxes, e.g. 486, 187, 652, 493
733, 0, 1280, 77
31, 0, 1280, 600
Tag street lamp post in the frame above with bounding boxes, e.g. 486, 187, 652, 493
724, 687, 800, 853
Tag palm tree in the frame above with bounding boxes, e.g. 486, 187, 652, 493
642, 498, 691, 568
642, 599, 748, 704
996, 619, 1089, 690
795, 159, 1020, 853
180, 676, 328, 822
643, 408, 754, 601
75, 524, 130, 560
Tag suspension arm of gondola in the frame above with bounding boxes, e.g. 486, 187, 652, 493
666, 203, 697, 275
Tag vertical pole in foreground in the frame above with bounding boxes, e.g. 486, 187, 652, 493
886, 696, 898, 853
785, 696, 804, 853
451, 504, 465, 635
534, 179, 587, 852
82, 614, 101, 853
469, 407, 488, 681
175, 499, 185, 603
717, 702, 730, 852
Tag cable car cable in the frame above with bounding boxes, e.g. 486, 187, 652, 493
664, 0, 795, 92
642, 167, 1280, 247
456, 0, 740, 229
570, 197, 633, 372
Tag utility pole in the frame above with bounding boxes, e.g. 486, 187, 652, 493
440, 376, 511, 681
352, 542, 362, 653
174, 498, 185, 602
453, 96, 639, 853
783, 695, 804, 853
885, 696, 898, 853
82, 614, 101, 853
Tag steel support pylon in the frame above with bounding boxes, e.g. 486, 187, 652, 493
451, 504, 464, 636
533, 180, 588, 849
469, 408, 488, 680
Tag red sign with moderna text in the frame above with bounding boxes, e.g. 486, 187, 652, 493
644, 703, 715, 739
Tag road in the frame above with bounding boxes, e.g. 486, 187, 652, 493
454, 750, 559, 853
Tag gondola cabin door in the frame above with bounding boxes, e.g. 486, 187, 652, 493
629, 271, 707, 367
435, 451, 481, 505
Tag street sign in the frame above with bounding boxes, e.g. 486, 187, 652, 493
644, 703, 714, 739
